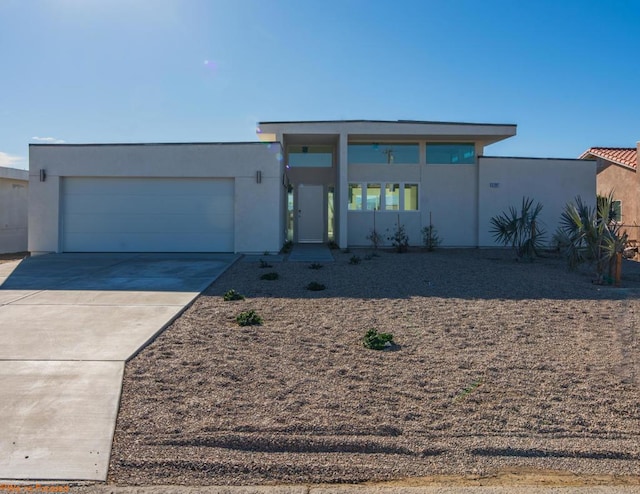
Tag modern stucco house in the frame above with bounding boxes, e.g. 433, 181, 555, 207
579, 144, 639, 245
0, 166, 28, 254
28, 120, 596, 254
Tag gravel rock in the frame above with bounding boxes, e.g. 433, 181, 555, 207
108, 249, 640, 486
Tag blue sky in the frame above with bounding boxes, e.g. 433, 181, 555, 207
1, 0, 639, 170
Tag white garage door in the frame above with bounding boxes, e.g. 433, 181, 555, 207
62, 177, 234, 252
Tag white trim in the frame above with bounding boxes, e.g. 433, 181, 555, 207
612, 199, 622, 222
347, 181, 420, 212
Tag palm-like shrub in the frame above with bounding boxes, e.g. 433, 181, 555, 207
554, 192, 627, 284
490, 197, 546, 260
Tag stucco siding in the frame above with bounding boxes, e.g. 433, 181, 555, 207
478, 157, 596, 247
347, 164, 422, 184
596, 160, 638, 229
347, 211, 422, 247
234, 175, 283, 252
29, 143, 283, 254
423, 165, 478, 247
0, 168, 29, 254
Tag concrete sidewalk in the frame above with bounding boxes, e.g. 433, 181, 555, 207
0, 253, 237, 482
61, 483, 640, 493
287, 244, 335, 262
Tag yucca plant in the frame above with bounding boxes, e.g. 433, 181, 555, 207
555, 192, 627, 284
490, 197, 546, 260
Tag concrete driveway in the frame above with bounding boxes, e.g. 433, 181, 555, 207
0, 253, 237, 481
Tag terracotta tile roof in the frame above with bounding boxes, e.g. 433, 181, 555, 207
579, 147, 637, 170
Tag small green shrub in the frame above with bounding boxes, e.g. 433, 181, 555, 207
555, 192, 628, 284
363, 329, 394, 350
281, 240, 293, 253
306, 281, 326, 291
366, 229, 383, 250
349, 255, 361, 265
387, 216, 409, 253
328, 241, 339, 250
421, 225, 442, 251
260, 272, 279, 280
263, 250, 270, 256
259, 259, 273, 269
453, 378, 484, 402
309, 263, 323, 270
490, 197, 545, 260
236, 310, 263, 326
222, 289, 245, 301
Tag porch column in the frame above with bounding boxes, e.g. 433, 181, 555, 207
338, 132, 348, 248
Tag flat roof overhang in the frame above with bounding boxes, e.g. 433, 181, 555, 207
258, 120, 517, 146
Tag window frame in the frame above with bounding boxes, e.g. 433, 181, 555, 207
612, 200, 622, 222
365, 183, 382, 211
347, 182, 420, 212
347, 183, 363, 211
403, 183, 419, 211
384, 183, 401, 211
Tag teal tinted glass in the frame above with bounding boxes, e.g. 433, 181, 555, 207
288, 145, 333, 167
426, 144, 475, 164
348, 143, 419, 164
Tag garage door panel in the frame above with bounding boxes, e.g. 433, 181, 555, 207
66, 195, 233, 215
62, 178, 235, 252
65, 178, 230, 195
64, 195, 233, 216
64, 213, 234, 234
64, 232, 235, 253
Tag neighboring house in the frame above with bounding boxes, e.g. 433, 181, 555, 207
579, 144, 640, 245
0, 167, 28, 254
28, 120, 596, 254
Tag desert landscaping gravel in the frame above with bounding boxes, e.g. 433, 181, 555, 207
108, 248, 640, 486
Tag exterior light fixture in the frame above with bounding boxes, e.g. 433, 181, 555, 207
256, 170, 262, 184
39, 169, 46, 182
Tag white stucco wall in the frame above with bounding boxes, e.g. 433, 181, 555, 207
345, 163, 480, 248
477, 157, 596, 247
347, 156, 597, 249
423, 165, 478, 247
0, 167, 29, 253
28, 143, 284, 254
347, 211, 422, 247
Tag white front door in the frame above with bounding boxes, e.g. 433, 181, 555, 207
297, 184, 324, 243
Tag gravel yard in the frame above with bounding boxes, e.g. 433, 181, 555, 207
108, 248, 640, 486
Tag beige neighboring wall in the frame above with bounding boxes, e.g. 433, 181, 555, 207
597, 149, 640, 245
0, 167, 28, 254
28, 143, 284, 254
478, 157, 597, 247
596, 157, 639, 231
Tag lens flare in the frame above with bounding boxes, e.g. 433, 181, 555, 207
203, 60, 218, 75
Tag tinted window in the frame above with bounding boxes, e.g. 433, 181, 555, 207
426, 143, 475, 164
288, 145, 333, 167
348, 143, 419, 164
